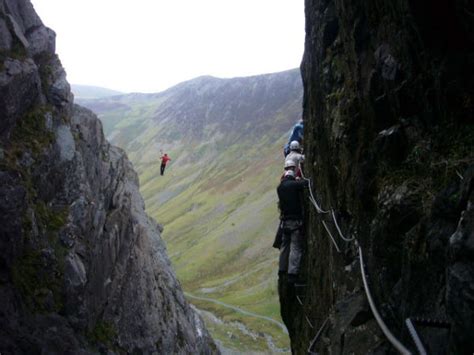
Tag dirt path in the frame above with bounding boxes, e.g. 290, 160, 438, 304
184, 292, 288, 334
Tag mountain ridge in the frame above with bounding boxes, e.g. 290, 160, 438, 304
71, 84, 123, 99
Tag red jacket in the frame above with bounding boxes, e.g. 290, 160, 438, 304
161, 155, 171, 165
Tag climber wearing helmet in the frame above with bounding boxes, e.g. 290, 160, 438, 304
276, 169, 308, 284
285, 159, 297, 171
285, 140, 304, 179
283, 119, 304, 157
274, 160, 298, 249
280, 159, 297, 181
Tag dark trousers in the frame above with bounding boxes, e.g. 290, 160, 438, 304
160, 163, 166, 175
278, 219, 304, 275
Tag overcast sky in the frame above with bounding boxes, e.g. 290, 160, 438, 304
30, 0, 305, 93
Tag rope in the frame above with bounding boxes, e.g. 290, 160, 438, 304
331, 209, 355, 242
321, 220, 341, 253
358, 246, 412, 355
300, 168, 329, 214
294, 163, 411, 354
405, 318, 428, 355
304, 175, 328, 214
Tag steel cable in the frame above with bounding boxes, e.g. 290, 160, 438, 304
331, 209, 355, 242
405, 318, 428, 355
295, 164, 411, 354
300, 168, 330, 214
359, 246, 412, 355
321, 220, 341, 253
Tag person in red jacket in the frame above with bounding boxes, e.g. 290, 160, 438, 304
160, 153, 171, 175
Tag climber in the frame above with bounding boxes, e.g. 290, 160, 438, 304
285, 140, 304, 178
283, 119, 304, 157
277, 169, 308, 284
160, 153, 171, 176
280, 159, 297, 181
274, 160, 298, 249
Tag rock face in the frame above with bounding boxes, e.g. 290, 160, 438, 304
0, 0, 217, 353
280, 0, 473, 354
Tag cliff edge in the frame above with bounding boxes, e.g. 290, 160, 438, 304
0, 0, 217, 353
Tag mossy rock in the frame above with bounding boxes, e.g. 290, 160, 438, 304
34, 200, 68, 232
87, 321, 117, 347
11, 249, 64, 313
11, 107, 54, 152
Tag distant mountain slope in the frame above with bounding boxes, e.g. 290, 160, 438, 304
79, 69, 303, 353
72, 84, 123, 99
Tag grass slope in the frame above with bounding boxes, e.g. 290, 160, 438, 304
81, 71, 302, 353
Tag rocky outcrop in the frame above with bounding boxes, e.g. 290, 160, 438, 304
280, 0, 473, 354
0, 0, 217, 353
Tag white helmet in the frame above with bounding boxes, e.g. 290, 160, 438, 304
284, 159, 296, 169
289, 140, 300, 150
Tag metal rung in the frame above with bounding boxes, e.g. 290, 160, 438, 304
294, 283, 307, 287
296, 295, 304, 306
412, 317, 451, 329
307, 317, 329, 354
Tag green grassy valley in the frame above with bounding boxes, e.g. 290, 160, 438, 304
78, 70, 302, 353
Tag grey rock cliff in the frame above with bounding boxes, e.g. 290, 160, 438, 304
0, 0, 217, 353
281, 0, 473, 354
